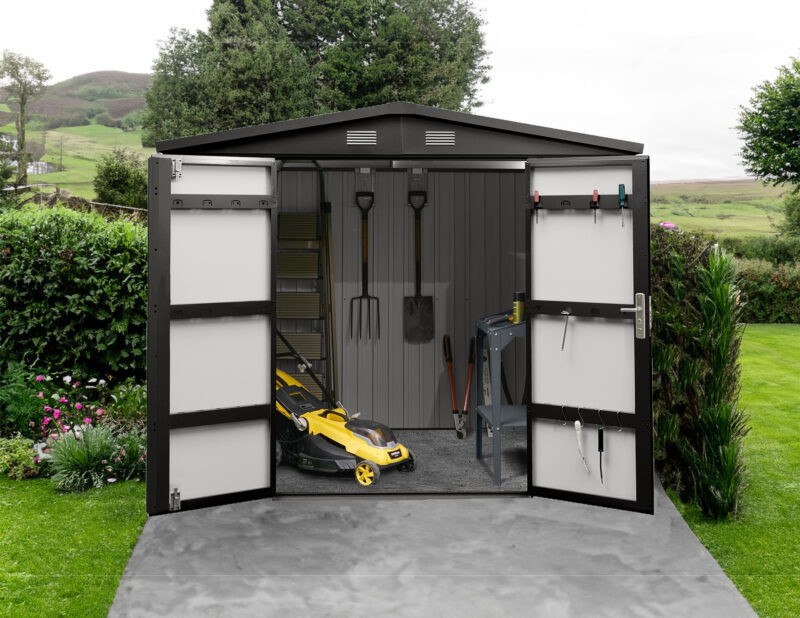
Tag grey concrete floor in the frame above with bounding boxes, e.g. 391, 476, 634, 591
111, 482, 754, 618
277, 428, 528, 494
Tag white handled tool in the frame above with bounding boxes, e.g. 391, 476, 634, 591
574, 420, 590, 473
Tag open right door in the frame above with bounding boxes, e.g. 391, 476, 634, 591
527, 156, 653, 514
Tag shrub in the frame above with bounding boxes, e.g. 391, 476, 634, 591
112, 430, 146, 481
50, 424, 116, 491
720, 235, 800, 264
36, 373, 110, 441
93, 148, 147, 207
0, 362, 44, 439
736, 259, 800, 323
651, 226, 748, 519
0, 433, 38, 479
0, 206, 147, 381
782, 191, 800, 236
104, 380, 146, 432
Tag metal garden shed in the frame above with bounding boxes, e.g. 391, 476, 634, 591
146, 102, 652, 515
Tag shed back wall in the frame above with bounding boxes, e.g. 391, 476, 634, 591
279, 168, 528, 429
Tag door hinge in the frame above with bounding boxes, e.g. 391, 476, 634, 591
169, 487, 181, 512
620, 292, 647, 339
171, 158, 182, 179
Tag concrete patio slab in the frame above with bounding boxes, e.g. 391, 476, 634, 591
111, 481, 754, 617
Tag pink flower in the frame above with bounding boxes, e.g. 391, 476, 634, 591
60, 424, 69, 432
38, 391, 44, 398
75, 402, 83, 411
53, 409, 61, 419
44, 406, 52, 413
659, 221, 677, 230
83, 417, 92, 424
59, 397, 68, 403
43, 416, 51, 425
35, 375, 44, 382
96, 408, 105, 416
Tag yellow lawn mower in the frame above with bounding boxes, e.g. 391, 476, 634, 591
274, 334, 415, 487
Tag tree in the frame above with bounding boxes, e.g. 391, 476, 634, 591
142, 1, 316, 145
0, 136, 14, 208
782, 191, 800, 236
93, 149, 147, 207
142, 0, 490, 144
738, 56, 800, 187
273, 0, 490, 112
0, 51, 51, 187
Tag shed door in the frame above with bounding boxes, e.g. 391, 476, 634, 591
527, 156, 652, 514
147, 155, 276, 515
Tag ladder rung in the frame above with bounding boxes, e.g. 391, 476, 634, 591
277, 332, 323, 360
276, 292, 321, 319
277, 253, 319, 279
288, 373, 324, 400
278, 213, 319, 240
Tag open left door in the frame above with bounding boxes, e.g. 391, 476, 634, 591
147, 155, 277, 515
527, 156, 653, 514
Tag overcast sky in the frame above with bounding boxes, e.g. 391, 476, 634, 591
3, 0, 799, 180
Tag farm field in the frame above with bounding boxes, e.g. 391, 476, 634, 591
651, 180, 785, 237
0, 122, 152, 199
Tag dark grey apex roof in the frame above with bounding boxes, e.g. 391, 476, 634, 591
156, 101, 644, 159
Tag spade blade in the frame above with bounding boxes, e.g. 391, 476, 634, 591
403, 295, 434, 343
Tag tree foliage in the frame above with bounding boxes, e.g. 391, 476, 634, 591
738, 57, 800, 187
93, 149, 147, 207
0, 51, 51, 187
273, 0, 489, 112
142, 0, 489, 144
141, 0, 316, 145
781, 191, 800, 236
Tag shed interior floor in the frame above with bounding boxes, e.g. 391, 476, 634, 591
276, 428, 527, 494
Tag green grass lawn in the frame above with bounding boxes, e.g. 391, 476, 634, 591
651, 180, 785, 238
0, 477, 146, 617
671, 324, 800, 617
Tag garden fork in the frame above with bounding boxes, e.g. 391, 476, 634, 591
349, 191, 380, 339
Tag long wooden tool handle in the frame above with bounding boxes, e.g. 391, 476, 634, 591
462, 337, 475, 413
443, 335, 458, 414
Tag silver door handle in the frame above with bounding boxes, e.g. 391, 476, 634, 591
620, 292, 647, 339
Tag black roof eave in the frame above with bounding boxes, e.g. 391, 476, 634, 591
155, 102, 644, 156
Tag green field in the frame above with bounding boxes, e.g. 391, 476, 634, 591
0, 477, 146, 616
672, 324, 800, 617
1, 122, 153, 199
651, 180, 785, 237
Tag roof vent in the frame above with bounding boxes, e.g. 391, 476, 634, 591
425, 130, 456, 146
346, 130, 377, 145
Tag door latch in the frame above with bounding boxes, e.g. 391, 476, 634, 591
620, 293, 647, 339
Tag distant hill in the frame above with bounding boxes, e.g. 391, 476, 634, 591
0, 71, 150, 131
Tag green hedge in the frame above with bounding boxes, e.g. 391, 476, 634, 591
651, 226, 748, 519
0, 207, 147, 381
720, 235, 800, 264
736, 258, 800, 323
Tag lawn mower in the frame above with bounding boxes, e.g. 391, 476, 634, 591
274, 333, 415, 487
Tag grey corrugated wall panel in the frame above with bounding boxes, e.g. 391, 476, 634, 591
279, 169, 527, 429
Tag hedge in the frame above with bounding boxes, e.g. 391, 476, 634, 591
720, 235, 800, 264
0, 206, 147, 381
651, 226, 748, 518
736, 258, 800, 323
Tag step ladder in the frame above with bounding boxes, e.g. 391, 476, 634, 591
276, 212, 335, 401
